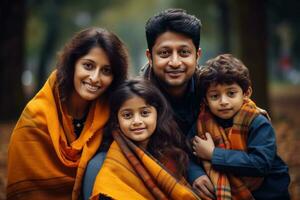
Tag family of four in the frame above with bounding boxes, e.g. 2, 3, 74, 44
7, 8, 290, 200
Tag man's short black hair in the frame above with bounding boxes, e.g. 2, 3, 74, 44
145, 8, 202, 53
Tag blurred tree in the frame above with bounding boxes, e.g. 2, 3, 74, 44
231, 0, 269, 110
36, 0, 61, 90
0, 0, 25, 121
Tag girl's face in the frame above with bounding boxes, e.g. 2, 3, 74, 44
73, 47, 113, 103
117, 96, 157, 148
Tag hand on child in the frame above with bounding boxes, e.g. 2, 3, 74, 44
193, 175, 216, 200
192, 132, 215, 160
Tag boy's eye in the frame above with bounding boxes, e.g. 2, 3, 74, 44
227, 91, 236, 97
209, 94, 219, 100
101, 66, 112, 76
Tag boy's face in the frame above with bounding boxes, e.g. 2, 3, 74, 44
205, 83, 251, 119
146, 31, 201, 91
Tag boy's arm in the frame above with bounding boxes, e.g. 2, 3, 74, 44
212, 115, 275, 176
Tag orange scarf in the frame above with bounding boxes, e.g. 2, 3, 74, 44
197, 99, 267, 200
91, 130, 200, 200
7, 71, 109, 200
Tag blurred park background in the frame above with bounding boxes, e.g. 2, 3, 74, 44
1, 0, 300, 199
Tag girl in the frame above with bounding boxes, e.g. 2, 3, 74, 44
90, 79, 200, 200
7, 27, 129, 200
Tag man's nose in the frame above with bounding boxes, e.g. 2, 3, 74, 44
168, 53, 181, 68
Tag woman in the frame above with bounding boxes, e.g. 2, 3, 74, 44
6, 27, 129, 200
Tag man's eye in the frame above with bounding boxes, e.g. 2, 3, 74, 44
158, 50, 169, 57
180, 49, 191, 56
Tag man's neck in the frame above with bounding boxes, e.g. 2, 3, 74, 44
164, 84, 188, 99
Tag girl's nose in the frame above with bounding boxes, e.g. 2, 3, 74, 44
132, 114, 142, 125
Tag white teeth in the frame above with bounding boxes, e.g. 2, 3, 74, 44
84, 83, 99, 92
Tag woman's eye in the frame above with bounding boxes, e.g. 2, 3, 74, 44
83, 62, 93, 70
101, 66, 112, 76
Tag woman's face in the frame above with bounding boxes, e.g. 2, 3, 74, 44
73, 47, 113, 102
117, 96, 157, 149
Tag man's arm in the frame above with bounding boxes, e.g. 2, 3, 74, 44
188, 155, 215, 199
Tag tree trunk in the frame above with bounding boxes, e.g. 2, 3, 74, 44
231, 0, 269, 110
0, 0, 25, 121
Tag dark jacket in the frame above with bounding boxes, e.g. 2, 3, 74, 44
212, 114, 290, 200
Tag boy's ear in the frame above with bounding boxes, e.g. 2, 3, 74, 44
202, 97, 208, 105
244, 87, 252, 99
146, 49, 152, 67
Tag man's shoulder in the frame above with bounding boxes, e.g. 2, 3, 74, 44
138, 63, 151, 78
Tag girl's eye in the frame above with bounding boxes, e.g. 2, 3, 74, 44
101, 66, 112, 76
83, 62, 93, 70
141, 109, 150, 117
122, 112, 132, 119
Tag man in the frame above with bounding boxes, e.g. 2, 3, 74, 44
141, 8, 215, 199
83, 8, 215, 200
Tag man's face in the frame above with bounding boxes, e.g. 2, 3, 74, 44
147, 31, 201, 90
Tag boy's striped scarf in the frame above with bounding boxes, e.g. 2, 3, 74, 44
197, 99, 269, 200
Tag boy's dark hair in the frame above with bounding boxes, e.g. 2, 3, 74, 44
145, 8, 201, 53
56, 27, 129, 102
199, 54, 252, 99
106, 78, 189, 178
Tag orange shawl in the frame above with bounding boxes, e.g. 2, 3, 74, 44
91, 130, 200, 200
6, 71, 109, 200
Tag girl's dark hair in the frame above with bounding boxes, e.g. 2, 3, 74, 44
56, 27, 129, 101
199, 54, 251, 101
107, 78, 189, 178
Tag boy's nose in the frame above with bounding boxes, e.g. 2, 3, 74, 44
220, 95, 229, 105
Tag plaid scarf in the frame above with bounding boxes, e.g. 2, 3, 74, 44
91, 129, 200, 200
197, 99, 269, 200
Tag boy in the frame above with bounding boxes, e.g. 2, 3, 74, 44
193, 54, 290, 200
